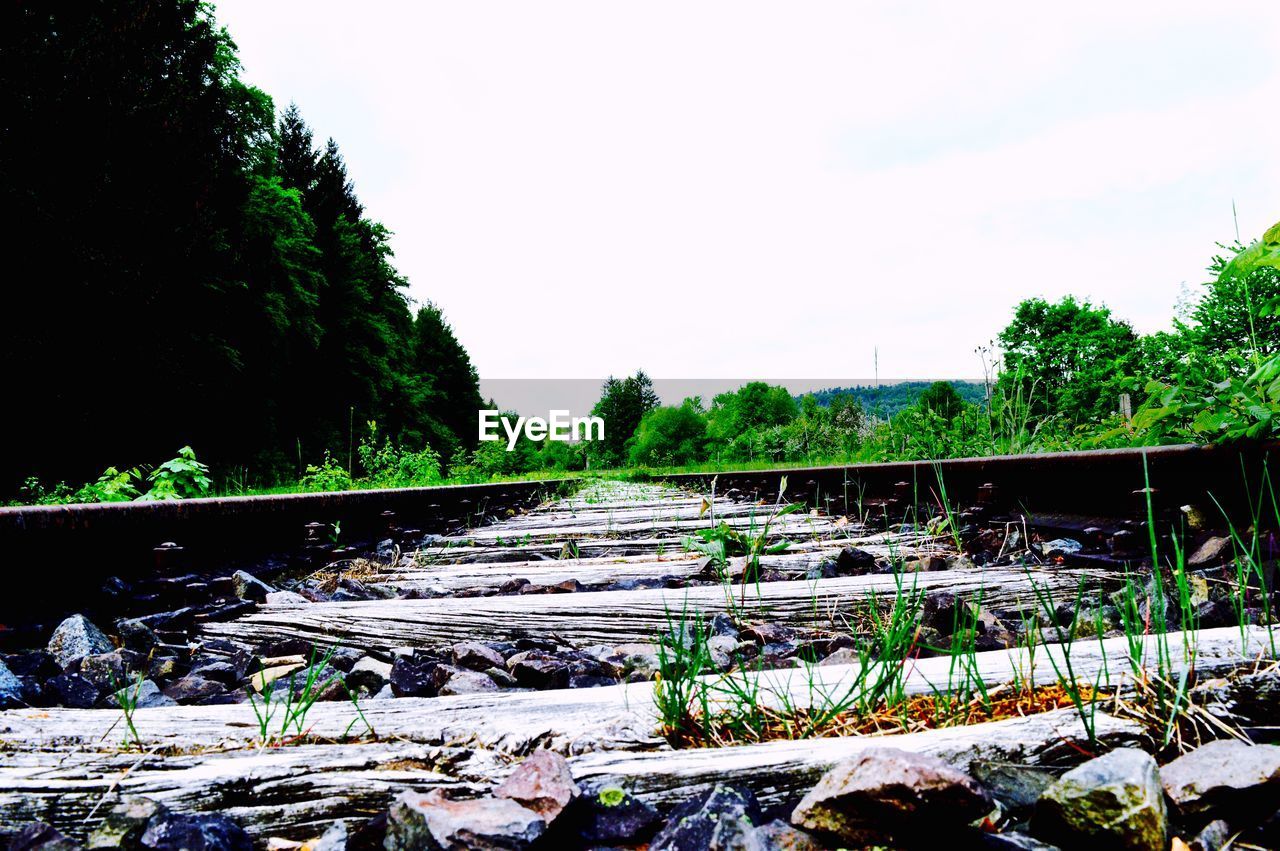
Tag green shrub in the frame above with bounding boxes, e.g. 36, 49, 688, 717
139, 446, 212, 500
77, 467, 141, 503
357, 421, 442, 487
299, 451, 354, 492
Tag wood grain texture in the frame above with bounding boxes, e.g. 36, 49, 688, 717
204, 567, 1114, 650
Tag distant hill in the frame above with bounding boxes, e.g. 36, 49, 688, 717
804, 381, 988, 418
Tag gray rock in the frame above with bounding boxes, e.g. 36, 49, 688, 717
8, 822, 81, 851
47, 614, 113, 669
452, 642, 505, 671
346, 656, 392, 693
385, 790, 544, 850
790, 746, 993, 845
438, 669, 500, 696
282, 664, 345, 701
115, 618, 158, 652
507, 652, 569, 689
87, 797, 167, 848
1191, 819, 1232, 851
972, 761, 1060, 810
148, 656, 181, 681
0, 658, 24, 708
485, 667, 517, 688
370, 684, 395, 700
263, 590, 309, 605
77, 650, 134, 692
750, 820, 823, 850
707, 634, 740, 669
189, 660, 240, 686
389, 656, 442, 697
710, 613, 740, 637
1160, 739, 1280, 818
832, 547, 877, 575
135, 679, 177, 708
109, 679, 175, 709
741, 623, 795, 645
651, 784, 761, 851
1032, 748, 1167, 851
1041, 538, 1083, 557
139, 811, 251, 851
980, 833, 1062, 850
576, 786, 661, 846
612, 643, 660, 678
328, 647, 365, 673
1188, 536, 1232, 566
495, 750, 580, 822
312, 821, 347, 851
818, 647, 861, 667
161, 674, 225, 704
48, 672, 101, 708
231, 570, 275, 602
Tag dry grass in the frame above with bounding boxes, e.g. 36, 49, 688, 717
307, 558, 387, 594
666, 681, 1104, 749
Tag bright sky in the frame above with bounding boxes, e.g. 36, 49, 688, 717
216, 1, 1280, 381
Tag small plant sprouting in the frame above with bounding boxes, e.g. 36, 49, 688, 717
342, 684, 376, 740
111, 670, 148, 749
248, 675, 280, 746
683, 477, 803, 607
247, 644, 343, 747
929, 462, 964, 553
1023, 570, 1102, 750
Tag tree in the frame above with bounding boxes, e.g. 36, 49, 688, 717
1179, 243, 1280, 375
705, 382, 799, 460
629, 400, 709, 467
408, 303, 484, 456
276, 103, 319, 194
995, 297, 1139, 424
0, 3, 485, 494
588, 371, 660, 467
918, 381, 964, 420
1, 0, 273, 486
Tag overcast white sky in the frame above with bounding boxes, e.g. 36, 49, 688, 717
216, 1, 1280, 382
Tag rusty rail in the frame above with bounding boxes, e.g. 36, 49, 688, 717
0, 480, 562, 637
1, 443, 1275, 641
656, 443, 1276, 524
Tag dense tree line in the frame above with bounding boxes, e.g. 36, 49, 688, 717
808, 382, 986, 418
0, 1, 482, 495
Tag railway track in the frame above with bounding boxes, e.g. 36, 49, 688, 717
2, 446, 1279, 846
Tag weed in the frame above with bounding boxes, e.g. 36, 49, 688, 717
110, 670, 147, 749
247, 644, 342, 746
683, 476, 803, 608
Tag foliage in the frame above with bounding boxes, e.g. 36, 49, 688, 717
808, 381, 987, 418
629, 400, 709, 467
1127, 218, 1280, 443
139, 446, 212, 500
995, 296, 1139, 424
0, 4, 482, 496
684, 500, 803, 593
299, 451, 355, 493
588, 372, 660, 467
705, 382, 798, 461
357, 422, 442, 488
77, 467, 142, 503
918, 381, 964, 420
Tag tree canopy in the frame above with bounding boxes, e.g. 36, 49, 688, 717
995, 297, 1139, 423
0, 2, 482, 492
